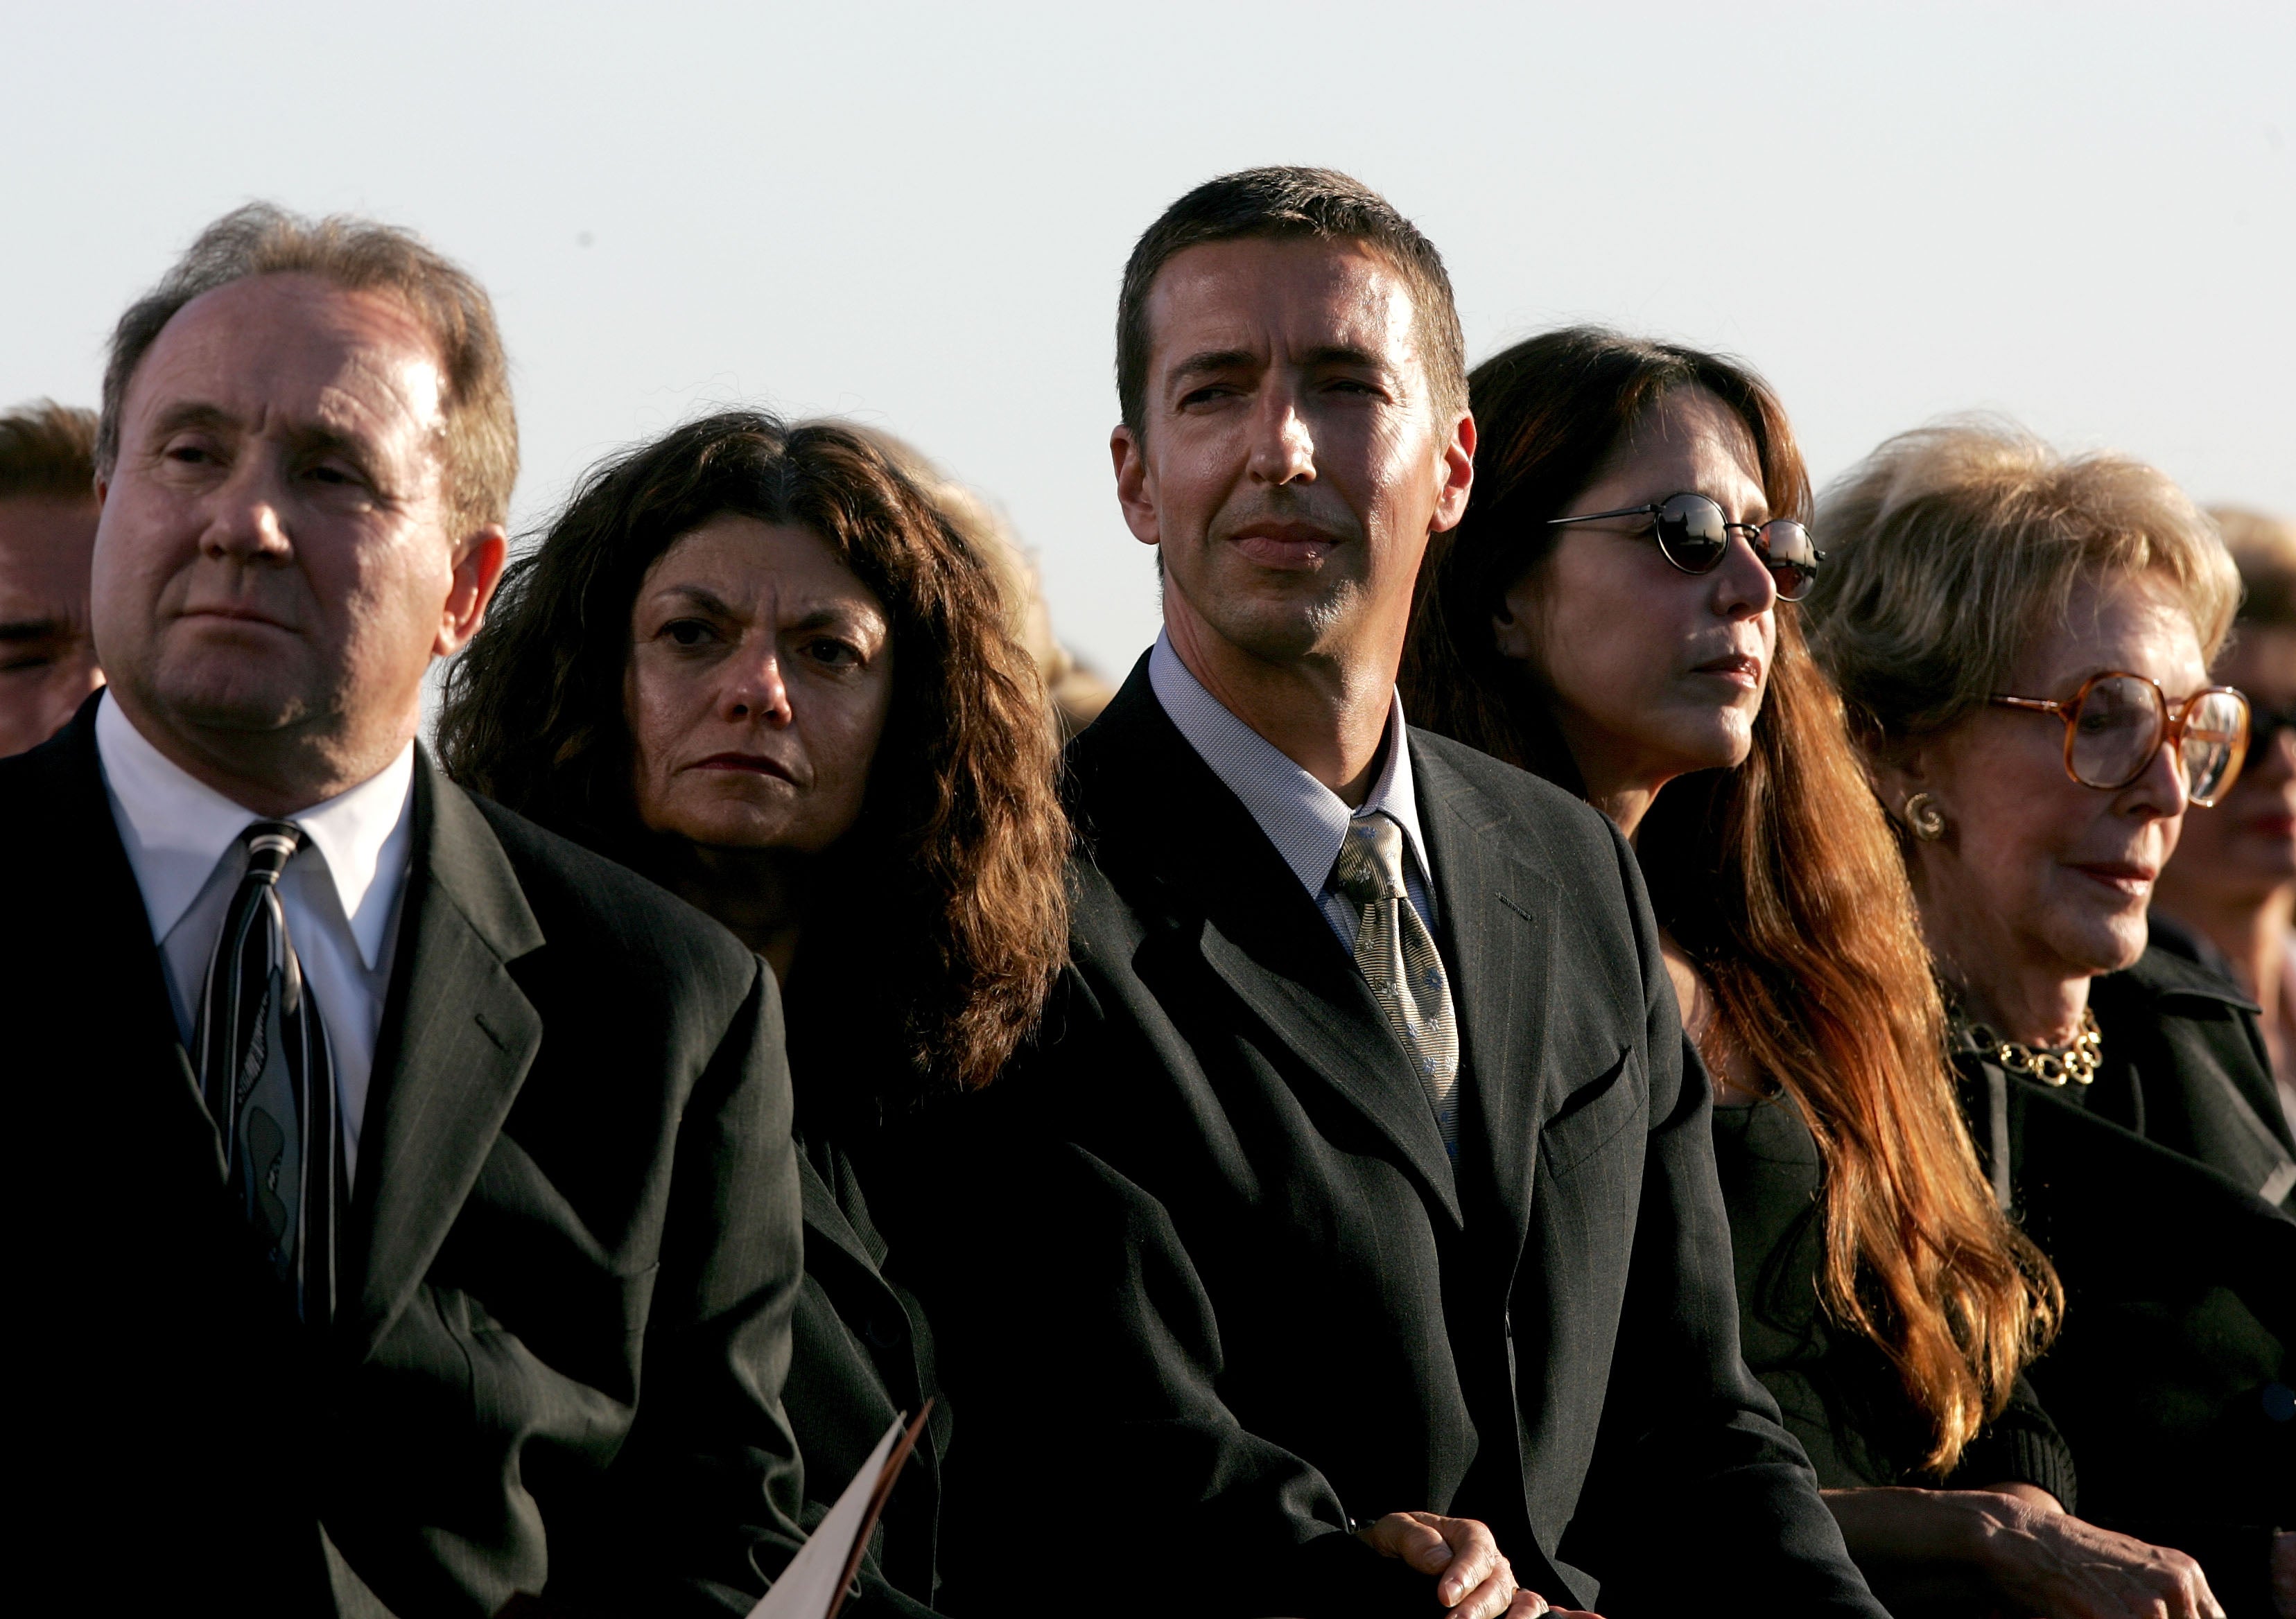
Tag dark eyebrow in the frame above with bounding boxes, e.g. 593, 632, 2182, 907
1298, 344, 1387, 373
1167, 344, 1393, 394
147, 401, 238, 440
148, 402, 378, 468
791, 606, 878, 634
1167, 348, 1259, 387
654, 585, 742, 618
652, 587, 879, 633
0, 619, 68, 642
284, 423, 383, 475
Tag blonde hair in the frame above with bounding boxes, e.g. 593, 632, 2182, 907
98, 202, 516, 537
1808, 418, 2238, 751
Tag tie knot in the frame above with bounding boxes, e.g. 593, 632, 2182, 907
1334, 814, 1406, 905
241, 820, 304, 885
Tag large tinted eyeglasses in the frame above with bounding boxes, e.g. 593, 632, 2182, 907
1547, 491, 1825, 602
1991, 672, 2252, 806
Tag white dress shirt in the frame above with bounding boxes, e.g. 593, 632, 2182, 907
95, 690, 414, 1181
1148, 630, 1436, 952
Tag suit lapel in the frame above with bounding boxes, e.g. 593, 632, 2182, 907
1412, 737, 1560, 1261
1075, 664, 1461, 1228
797, 1146, 891, 1276
341, 754, 545, 1363
1193, 920, 1463, 1226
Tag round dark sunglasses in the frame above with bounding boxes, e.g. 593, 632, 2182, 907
1548, 491, 1825, 602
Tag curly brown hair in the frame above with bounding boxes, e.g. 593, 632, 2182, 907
437, 410, 1069, 1095
1404, 327, 2061, 1476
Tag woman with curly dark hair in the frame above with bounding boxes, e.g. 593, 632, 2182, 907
1404, 329, 2219, 1619
437, 410, 1069, 1619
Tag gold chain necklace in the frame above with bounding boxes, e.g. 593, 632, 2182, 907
1954, 1007, 2103, 1087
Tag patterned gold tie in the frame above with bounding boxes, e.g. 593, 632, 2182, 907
1334, 814, 1459, 1153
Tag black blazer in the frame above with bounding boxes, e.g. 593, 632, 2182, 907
1956, 947, 2296, 1609
3, 701, 809, 1617
2087, 945, 2296, 1197
786, 1129, 953, 1619
879, 662, 1883, 1618
1712, 1094, 2079, 1505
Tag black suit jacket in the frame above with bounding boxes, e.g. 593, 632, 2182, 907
4, 701, 808, 1616
786, 1130, 953, 1619
1955, 949, 2296, 1610
880, 662, 1882, 1617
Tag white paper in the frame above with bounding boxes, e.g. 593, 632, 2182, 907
745, 1414, 907, 1619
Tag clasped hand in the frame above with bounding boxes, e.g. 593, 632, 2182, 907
1354, 1511, 1601, 1619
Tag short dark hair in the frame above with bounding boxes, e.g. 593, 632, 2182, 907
437, 410, 1070, 1095
1115, 166, 1467, 433
98, 202, 516, 535
0, 400, 98, 502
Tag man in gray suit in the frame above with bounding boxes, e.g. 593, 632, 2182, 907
3, 204, 806, 1615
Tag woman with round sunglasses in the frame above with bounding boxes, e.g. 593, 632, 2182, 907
2152, 509, 2296, 1144
1811, 421, 2296, 1618
1403, 328, 2220, 1618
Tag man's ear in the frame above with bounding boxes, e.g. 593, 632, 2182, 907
1111, 424, 1161, 549
1430, 410, 1475, 534
436, 525, 510, 658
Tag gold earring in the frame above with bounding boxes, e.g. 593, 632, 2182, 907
1903, 791, 1946, 841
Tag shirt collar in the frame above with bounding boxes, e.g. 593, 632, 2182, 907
94, 689, 417, 968
1147, 630, 1431, 903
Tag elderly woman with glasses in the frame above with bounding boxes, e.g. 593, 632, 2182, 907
1810, 421, 2296, 1619
1403, 329, 2226, 1619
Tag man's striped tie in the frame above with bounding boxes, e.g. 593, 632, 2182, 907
193, 820, 336, 1322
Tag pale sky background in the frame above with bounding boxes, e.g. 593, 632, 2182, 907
6, 0, 2290, 681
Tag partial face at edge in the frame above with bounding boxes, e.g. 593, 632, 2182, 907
1113, 236, 1472, 671
0, 496, 104, 756
1495, 386, 1779, 798
2159, 624, 2296, 905
624, 514, 896, 857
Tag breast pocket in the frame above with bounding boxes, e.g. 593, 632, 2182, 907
1538, 1045, 1647, 1178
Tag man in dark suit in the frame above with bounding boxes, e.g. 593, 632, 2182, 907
3, 204, 807, 1616
883, 170, 1887, 1618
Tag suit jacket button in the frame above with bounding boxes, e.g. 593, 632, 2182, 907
865, 1312, 903, 1349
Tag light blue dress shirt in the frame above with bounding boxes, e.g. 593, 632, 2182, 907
1147, 631, 1436, 952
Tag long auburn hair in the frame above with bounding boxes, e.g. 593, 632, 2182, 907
1403, 328, 2060, 1473
437, 410, 1069, 1097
